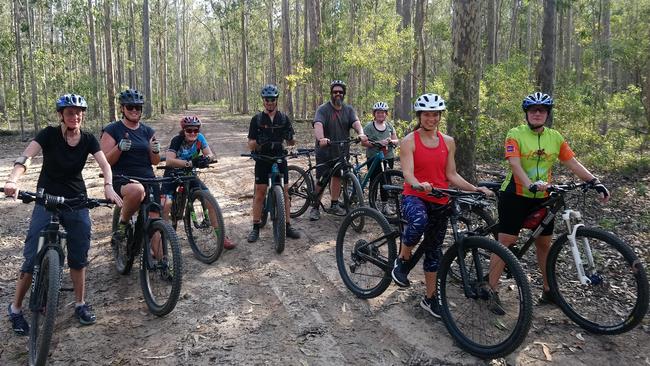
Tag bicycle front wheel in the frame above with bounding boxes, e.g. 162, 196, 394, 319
548, 227, 649, 334
29, 249, 61, 366
270, 185, 286, 253
184, 189, 225, 264
336, 207, 397, 298
287, 165, 314, 218
368, 169, 404, 224
111, 206, 135, 275
342, 172, 365, 232
140, 220, 183, 316
438, 237, 532, 359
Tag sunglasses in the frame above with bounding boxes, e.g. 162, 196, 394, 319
331, 90, 345, 95
184, 128, 200, 134
527, 107, 548, 114
263, 98, 277, 103
124, 105, 142, 111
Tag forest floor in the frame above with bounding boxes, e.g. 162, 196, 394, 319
0, 105, 649, 365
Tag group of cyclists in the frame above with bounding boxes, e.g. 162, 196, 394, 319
4, 79, 610, 343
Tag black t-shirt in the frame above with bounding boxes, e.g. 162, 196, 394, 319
102, 120, 156, 178
35, 126, 100, 198
247, 111, 294, 155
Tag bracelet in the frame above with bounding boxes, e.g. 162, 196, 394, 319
104, 182, 113, 186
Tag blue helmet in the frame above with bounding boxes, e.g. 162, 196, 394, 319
119, 89, 144, 105
522, 92, 554, 112
261, 84, 280, 98
56, 94, 88, 112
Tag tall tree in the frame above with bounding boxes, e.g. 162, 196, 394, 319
414, 0, 426, 93
447, 0, 481, 183
267, 0, 277, 84
394, 0, 413, 122
486, 0, 497, 65
307, 0, 321, 111
128, 0, 137, 88
536, 0, 556, 127
504, 0, 520, 60
13, 0, 26, 139
241, 2, 249, 114
104, 0, 116, 121
87, 0, 100, 119
26, 0, 38, 132
281, 0, 293, 117
142, 0, 153, 118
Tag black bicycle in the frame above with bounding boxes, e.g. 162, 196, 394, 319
286, 138, 364, 225
110, 175, 182, 316
1, 188, 111, 366
474, 181, 649, 335
335, 185, 532, 359
157, 162, 225, 264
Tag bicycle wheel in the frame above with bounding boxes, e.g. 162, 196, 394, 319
287, 165, 313, 218
270, 185, 286, 253
29, 249, 61, 366
438, 237, 532, 359
336, 207, 397, 298
368, 169, 404, 224
140, 220, 183, 316
547, 227, 649, 334
460, 205, 498, 240
184, 189, 225, 264
111, 206, 134, 275
341, 172, 365, 232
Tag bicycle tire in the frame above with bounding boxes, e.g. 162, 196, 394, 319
336, 207, 397, 298
368, 169, 404, 224
140, 220, 183, 316
270, 185, 287, 253
183, 189, 225, 264
438, 236, 533, 359
29, 249, 61, 366
547, 227, 649, 334
287, 165, 313, 218
341, 171, 365, 232
111, 206, 135, 275
460, 205, 498, 240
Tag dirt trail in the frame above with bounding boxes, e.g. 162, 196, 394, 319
0, 106, 648, 365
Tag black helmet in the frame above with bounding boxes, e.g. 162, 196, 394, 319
261, 84, 280, 98
56, 94, 88, 112
119, 89, 144, 106
330, 80, 347, 93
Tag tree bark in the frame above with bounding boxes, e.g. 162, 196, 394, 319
104, 0, 116, 122
394, 0, 412, 123
448, 0, 481, 183
267, 0, 277, 84
504, 0, 519, 60
302, 0, 309, 118
25, 0, 38, 132
128, 0, 137, 88
486, 0, 497, 65
241, 2, 249, 114
142, 0, 153, 118
307, 0, 322, 112
87, 0, 100, 119
536, 0, 556, 127
281, 0, 294, 117
174, 0, 182, 109
114, 0, 123, 92
414, 0, 426, 93
13, 0, 26, 139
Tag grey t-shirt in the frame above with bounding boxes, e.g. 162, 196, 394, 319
363, 120, 396, 159
313, 101, 359, 161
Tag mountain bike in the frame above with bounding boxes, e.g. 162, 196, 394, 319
1, 188, 111, 366
349, 140, 403, 223
157, 162, 225, 264
110, 175, 182, 316
286, 138, 364, 225
473, 181, 649, 335
241, 151, 293, 253
335, 185, 532, 358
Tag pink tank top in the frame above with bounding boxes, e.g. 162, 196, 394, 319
402, 130, 449, 204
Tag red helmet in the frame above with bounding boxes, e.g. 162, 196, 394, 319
180, 116, 201, 129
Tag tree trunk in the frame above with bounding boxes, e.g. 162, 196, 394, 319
0, 63, 8, 127
414, 0, 426, 93
87, 0, 100, 119
174, 0, 182, 109
564, 4, 572, 71
128, 0, 137, 88
599, 0, 612, 135
395, 0, 412, 123
142, 0, 153, 118
526, 0, 532, 72
267, 0, 277, 84
486, 0, 497, 65
308, 0, 322, 112
536, 0, 556, 127
241, 2, 249, 114
448, 0, 481, 183
114, 0, 123, 92
26, 0, 38, 132
302, 0, 309, 118
281, 0, 294, 117
182, 0, 189, 109
104, 0, 116, 122
157, 0, 166, 114
504, 0, 519, 60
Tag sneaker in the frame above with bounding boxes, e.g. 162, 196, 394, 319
538, 290, 557, 306
381, 203, 396, 216
391, 258, 410, 287
286, 224, 301, 239
420, 296, 441, 319
488, 292, 506, 316
74, 304, 97, 325
309, 207, 320, 221
7, 304, 29, 336
247, 226, 260, 243
224, 236, 237, 250
327, 203, 347, 216
111, 221, 128, 250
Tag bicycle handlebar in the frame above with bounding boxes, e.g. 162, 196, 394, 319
327, 137, 361, 146
367, 139, 397, 148
0, 188, 112, 210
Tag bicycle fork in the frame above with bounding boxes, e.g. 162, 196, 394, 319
562, 209, 595, 285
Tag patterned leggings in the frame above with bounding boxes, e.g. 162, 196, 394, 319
401, 195, 449, 272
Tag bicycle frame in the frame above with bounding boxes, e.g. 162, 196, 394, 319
352, 149, 388, 191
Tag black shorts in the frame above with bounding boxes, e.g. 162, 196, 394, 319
255, 159, 289, 185
315, 156, 342, 181
498, 191, 554, 236
113, 178, 162, 205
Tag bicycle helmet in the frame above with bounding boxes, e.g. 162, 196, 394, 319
372, 102, 389, 111
413, 93, 446, 112
56, 94, 88, 111
119, 89, 145, 106
180, 116, 201, 129
522, 92, 554, 111
261, 84, 280, 98
330, 80, 347, 93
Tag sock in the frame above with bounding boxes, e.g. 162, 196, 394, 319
330, 200, 339, 208
10, 304, 21, 314
75, 302, 85, 308
253, 223, 260, 230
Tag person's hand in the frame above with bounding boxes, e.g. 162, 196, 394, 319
318, 138, 330, 147
3, 181, 18, 199
412, 182, 433, 192
358, 134, 368, 143
476, 186, 494, 196
528, 180, 548, 193
150, 137, 161, 154
590, 180, 610, 203
104, 185, 123, 207
381, 138, 391, 147
196, 156, 211, 168
118, 133, 131, 152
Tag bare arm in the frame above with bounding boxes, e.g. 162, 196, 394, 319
93, 151, 122, 206
165, 150, 188, 168
313, 121, 329, 147
351, 120, 368, 142
399, 133, 423, 189
561, 157, 597, 182
248, 138, 258, 152
100, 132, 121, 166
148, 136, 161, 165
4, 140, 42, 198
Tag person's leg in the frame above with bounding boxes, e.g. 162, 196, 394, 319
534, 235, 553, 291
248, 183, 268, 242
70, 268, 86, 304
119, 182, 146, 222
420, 210, 447, 318
392, 196, 427, 287
63, 208, 96, 325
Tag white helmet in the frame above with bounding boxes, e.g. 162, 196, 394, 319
372, 102, 389, 111
413, 93, 446, 112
